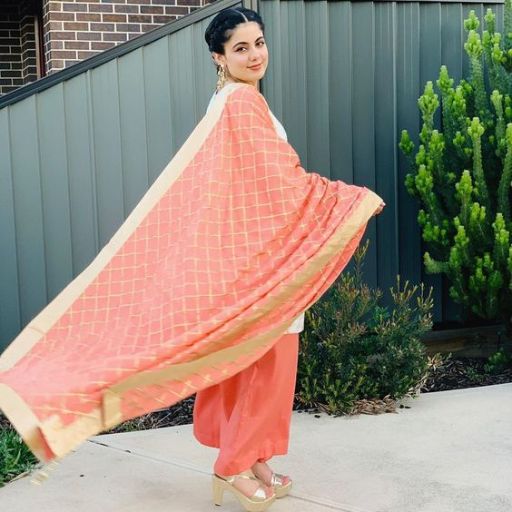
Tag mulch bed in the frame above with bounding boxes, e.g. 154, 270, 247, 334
1, 355, 511, 435
103, 353, 512, 431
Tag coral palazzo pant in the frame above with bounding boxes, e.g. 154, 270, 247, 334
193, 332, 299, 475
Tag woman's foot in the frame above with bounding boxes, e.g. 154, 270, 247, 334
212, 471, 275, 511
216, 470, 274, 500
251, 462, 292, 498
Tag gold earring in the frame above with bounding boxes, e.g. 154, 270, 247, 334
216, 65, 227, 92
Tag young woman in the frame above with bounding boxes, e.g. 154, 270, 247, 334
0, 6, 383, 510
194, 7, 385, 511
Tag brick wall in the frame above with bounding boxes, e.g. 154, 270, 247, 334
0, 0, 41, 95
42, 0, 214, 75
20, 0, 39, 84
0, 1, 24, 95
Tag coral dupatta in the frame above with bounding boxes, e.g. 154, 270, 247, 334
0, 83, 383, 463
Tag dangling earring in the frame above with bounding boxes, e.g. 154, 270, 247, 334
216, 65, 227, 92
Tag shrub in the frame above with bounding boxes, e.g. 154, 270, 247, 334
297, 241, 433, 415
400, 4, 512, 334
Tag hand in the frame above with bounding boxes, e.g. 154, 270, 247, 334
373, 201, 385, 216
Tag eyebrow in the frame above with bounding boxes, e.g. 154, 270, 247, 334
232, 36, 264, 48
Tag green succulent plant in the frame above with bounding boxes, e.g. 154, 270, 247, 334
400, 2, 512, 334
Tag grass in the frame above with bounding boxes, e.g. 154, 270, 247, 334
0, 425, 38, 487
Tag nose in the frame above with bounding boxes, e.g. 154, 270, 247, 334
248, 46, 261, 61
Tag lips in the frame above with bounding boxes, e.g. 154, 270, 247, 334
248, 64, 262, 70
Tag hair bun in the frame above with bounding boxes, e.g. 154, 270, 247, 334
204, 7, 264, 55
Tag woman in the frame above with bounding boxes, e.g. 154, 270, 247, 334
194, 7, 385, 512
0, 5, 383, 510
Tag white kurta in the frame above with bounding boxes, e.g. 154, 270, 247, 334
206, 86, 305, 334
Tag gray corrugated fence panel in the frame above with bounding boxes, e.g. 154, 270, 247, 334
304, 2, 331, 179
144, 37, 175, 185
90, 60, 126, 248
260, 0, 504, 321
374, 2, 400, 294
118, 49, 150, 216
9, 96, 48, 326
0, 0, 244, 350
395, 1, 423, 295
0, 109, 21, 342
329, 1, 354, 185
351, 2, 378, 286
64, 73, 99, 275
36, 84, 74, 302
169, 29, 199, 151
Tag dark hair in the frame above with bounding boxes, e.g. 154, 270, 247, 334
204, 7, 265, 55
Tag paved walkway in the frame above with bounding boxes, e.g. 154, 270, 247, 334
1, 383, 511, 512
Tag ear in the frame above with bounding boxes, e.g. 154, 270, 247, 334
211, 52, 225, 67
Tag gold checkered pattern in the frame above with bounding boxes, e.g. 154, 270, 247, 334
0, 84, 382, 462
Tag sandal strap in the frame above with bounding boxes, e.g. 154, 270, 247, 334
215, 472, 269, 500
216, 471, 257, 484
270, 472, 289, 487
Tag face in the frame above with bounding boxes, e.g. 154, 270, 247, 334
212, 21, 268, 87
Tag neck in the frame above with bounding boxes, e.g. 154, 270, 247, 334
225, 78, 258, 88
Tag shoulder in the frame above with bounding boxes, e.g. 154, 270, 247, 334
223, 83, 272, 124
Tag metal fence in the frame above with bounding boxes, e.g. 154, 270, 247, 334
259, 0, 504, 324
0, 0, 504, 349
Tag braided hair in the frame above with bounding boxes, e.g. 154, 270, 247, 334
204, 7, 265, 58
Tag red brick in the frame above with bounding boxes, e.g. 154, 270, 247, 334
50, 12, 75, 21
64, 41, 90, 49
153, 15, 175, 24
94, 4, 113, 12
91, 42, 114, 51
127, 14, 150, 23
63, 22, 89, 31
47, 2, 62, 11
47, 21, 62, 30
77, 32, 101, 41
51, 31, 77, 40
102, 14, 127, 22
140, 6, 163, 14
162, 6, 188, 15
49, 40, 64, 49
115, 5, 139, 13
115, 23, 141, 32
63, 3, 87, 12
76, 13, 101, 22
102, 32, 127, 42
52, 50, 78, 59
90, 22, 115, 31
141, 24, 157, 32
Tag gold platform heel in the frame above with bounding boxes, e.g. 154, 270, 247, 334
269, 472, 292, 498
212, 471, 276, 511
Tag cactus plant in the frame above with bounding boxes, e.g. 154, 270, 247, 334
400, 3, 512, 335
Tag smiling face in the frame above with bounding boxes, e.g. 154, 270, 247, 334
212, 21, 268, 87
